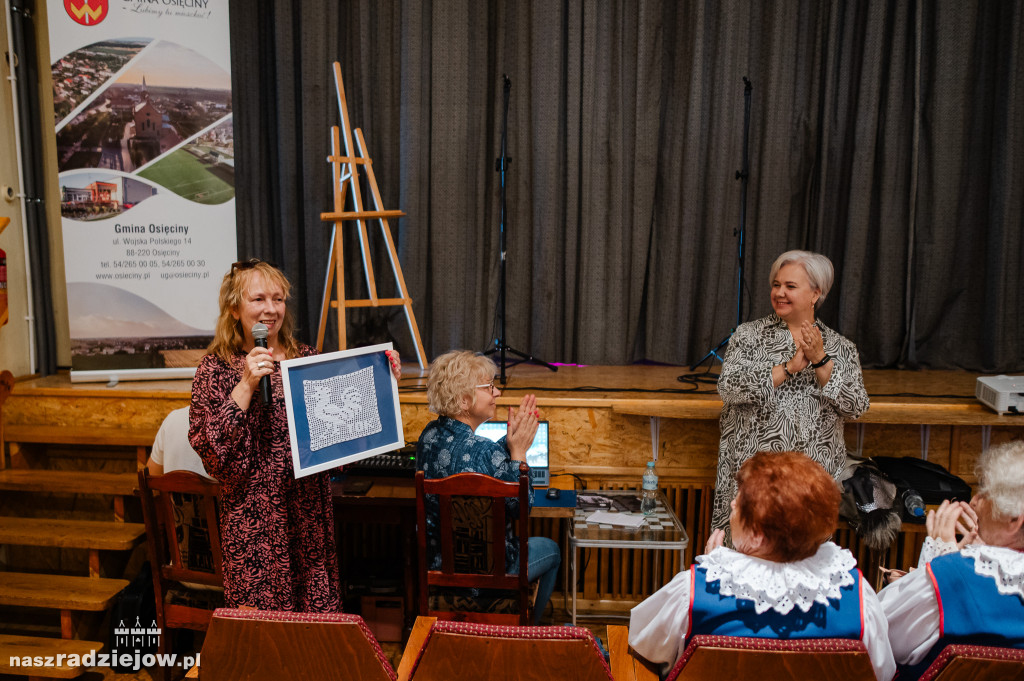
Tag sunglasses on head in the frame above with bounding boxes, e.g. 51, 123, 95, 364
231, 258, 276, 275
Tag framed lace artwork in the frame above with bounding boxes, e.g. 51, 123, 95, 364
281, 342, 404, 478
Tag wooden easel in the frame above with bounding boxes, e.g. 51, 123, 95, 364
317, 62, 427, 369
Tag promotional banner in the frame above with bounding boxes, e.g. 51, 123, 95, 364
48, 0, 236, 382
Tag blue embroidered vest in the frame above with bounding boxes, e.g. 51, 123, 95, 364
897, 552, 1024, 680
928, 552, 1024, 646
688, 565, 863, 640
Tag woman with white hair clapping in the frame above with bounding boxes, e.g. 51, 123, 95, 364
714, 250, 869, 537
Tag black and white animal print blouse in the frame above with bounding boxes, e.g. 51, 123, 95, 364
712, 314, 869, 532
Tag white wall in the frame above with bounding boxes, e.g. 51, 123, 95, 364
0, 5, 34, 377
0, 1, 71, 378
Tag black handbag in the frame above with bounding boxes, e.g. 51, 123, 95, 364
871, 456, 972, 522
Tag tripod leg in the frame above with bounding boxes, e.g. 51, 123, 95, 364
689, 332, 733, 371
504, 346, 559, 372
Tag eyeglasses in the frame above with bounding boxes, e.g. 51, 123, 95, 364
475, 381, 497, 392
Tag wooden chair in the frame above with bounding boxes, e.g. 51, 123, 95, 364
607, 625, 876, 681
415, 464, 531, 625
137, 469, 224, 675
606, 624, 660, 681
199, 608, 396, 681
396, 615, 613, 681
918, 644, 1024, 681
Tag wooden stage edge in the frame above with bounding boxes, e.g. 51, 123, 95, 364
3, 364, 1018, 420
3, 365, 1022, 487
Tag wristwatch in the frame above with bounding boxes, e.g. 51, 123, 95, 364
810, 353, 832, 369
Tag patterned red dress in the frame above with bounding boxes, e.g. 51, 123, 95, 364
188, 344, 340, 612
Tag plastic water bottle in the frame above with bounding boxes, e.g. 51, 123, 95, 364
902, 489, 926, 519
641, 461, 658, 515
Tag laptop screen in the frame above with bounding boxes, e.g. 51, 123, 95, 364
474, 420, 550, 486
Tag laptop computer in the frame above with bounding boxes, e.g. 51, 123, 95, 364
474, 420, 550, 487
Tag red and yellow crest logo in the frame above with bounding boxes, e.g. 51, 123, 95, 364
64, 0, 108, 26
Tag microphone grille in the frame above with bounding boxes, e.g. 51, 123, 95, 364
251, 322, 269, 340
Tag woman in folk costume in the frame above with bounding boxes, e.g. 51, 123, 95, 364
629, 451, 895, 681
878, 440, 1024, 679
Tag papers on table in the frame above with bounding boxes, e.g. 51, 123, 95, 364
586, 510, 647, 528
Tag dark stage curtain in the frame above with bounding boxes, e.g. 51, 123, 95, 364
228, 0, 1023, 371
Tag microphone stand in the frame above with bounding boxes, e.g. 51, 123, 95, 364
484, 75, 557, 384
689, 77, 752, 371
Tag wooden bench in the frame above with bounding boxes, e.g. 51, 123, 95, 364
0, 516, 145, 577
0, 634, 104, 679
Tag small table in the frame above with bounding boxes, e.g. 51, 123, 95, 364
570, 490, 689, 624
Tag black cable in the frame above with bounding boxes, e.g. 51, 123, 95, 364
676, 364, 721, 387
548, 471, 588, 492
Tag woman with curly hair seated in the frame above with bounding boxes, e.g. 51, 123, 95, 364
416, 350, 560, 625
629, 451, 895, 680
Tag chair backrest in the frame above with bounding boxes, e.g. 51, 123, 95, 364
403, 617, 613, 681
137, 469, 224, 635
918, 644, 1024, 681
415, 464, 530, 625
665, 635, 876, 681
200, 608, 396, 681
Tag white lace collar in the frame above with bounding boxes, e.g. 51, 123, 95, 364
961, 544, 1024, 600
695, 542, 856, 615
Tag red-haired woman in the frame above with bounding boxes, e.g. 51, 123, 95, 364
629, 452, 895, 681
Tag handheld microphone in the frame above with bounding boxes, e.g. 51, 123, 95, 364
251, 323, 271, 404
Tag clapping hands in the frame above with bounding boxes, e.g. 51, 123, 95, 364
926, 499, 979, 548
795, 321, 825, 367
506, 394, 539, 462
